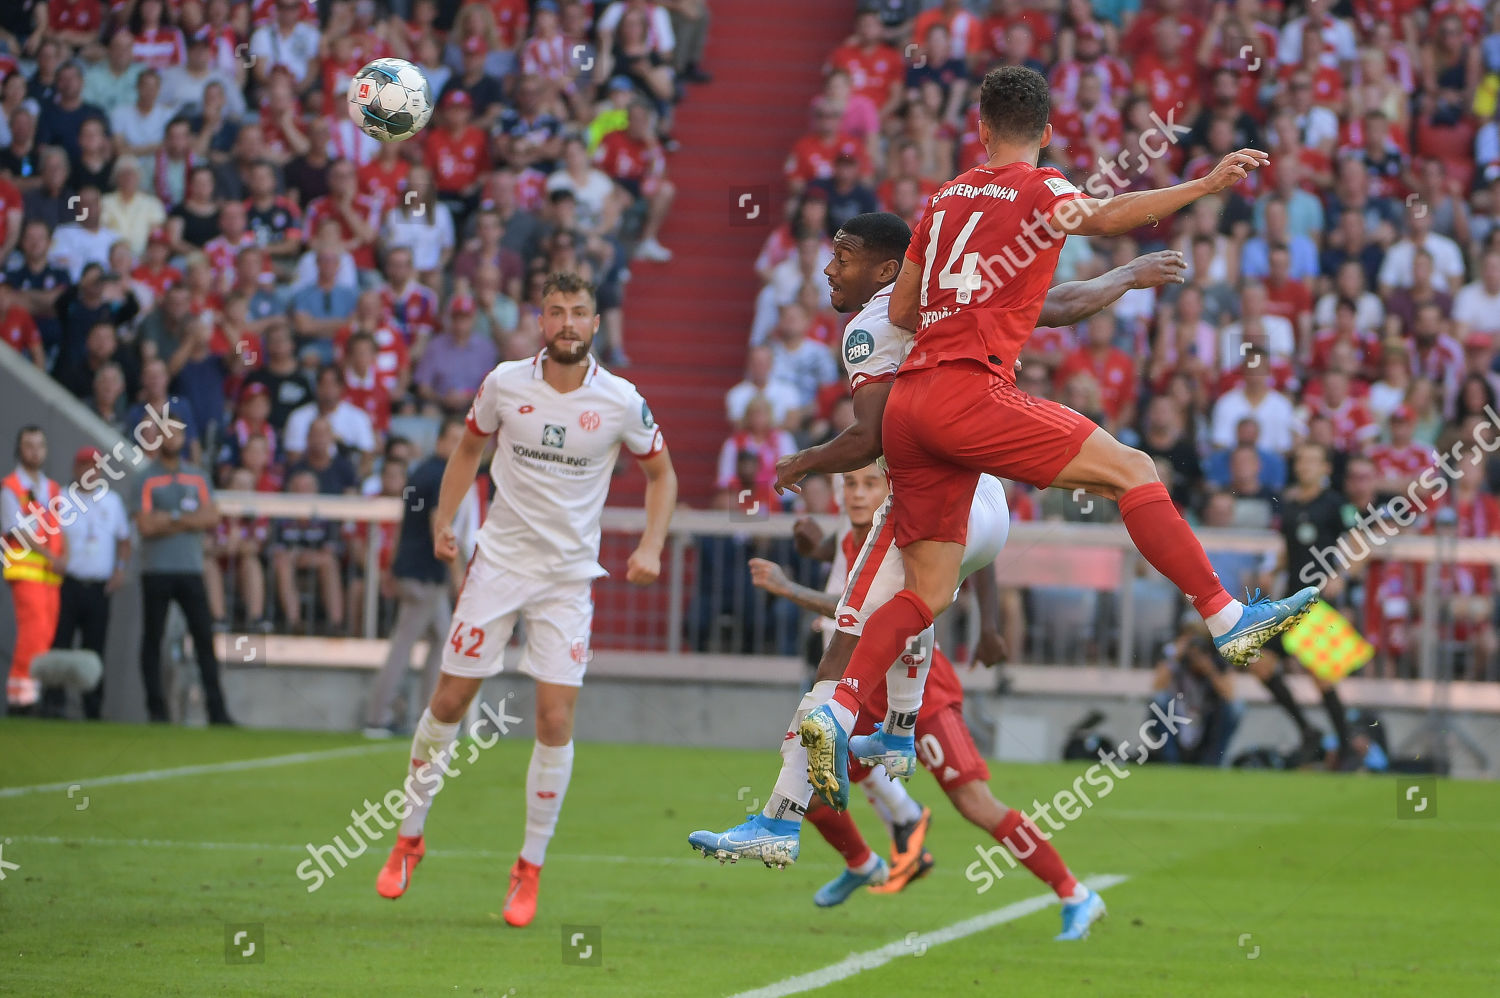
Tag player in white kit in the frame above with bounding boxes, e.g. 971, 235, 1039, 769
689, 212, 1186, 868
376, 272, 678, 927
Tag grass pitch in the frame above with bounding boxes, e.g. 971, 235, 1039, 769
0, 720, 1495, 997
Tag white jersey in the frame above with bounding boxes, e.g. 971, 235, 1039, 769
465, 351, 664, 581
839, 286, 912, 392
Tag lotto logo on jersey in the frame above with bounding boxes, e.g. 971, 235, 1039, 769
844, 328, 874, 365
542, 424, 566, 448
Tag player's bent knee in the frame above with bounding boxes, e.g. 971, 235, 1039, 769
947, 780, 1002, 828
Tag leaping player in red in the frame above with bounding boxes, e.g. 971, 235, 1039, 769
797, 67, 1319, 811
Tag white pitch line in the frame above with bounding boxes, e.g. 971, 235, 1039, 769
723, 874, 1130, 998
0, 744, 394, 798
4, 834, 702, 867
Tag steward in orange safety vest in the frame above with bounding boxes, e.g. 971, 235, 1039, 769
2, 426, 68, 709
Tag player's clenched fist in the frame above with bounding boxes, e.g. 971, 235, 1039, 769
1125, 250, 1187, 290
1202, 148, 1269, 193
433, 525, 458, 562
791, 517, 825, 557
626, 546, 661, 585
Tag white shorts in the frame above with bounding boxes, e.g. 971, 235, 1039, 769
441, 548, 596, 687
835, 474, 1010, 636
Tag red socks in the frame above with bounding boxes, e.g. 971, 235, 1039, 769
994, 809, 1078, 899
807, 802, 872, 869
1118, 482, 1233, 618
831, 590, 934, 716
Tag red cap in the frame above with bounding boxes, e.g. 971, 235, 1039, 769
441, 89, 472, 109
463, 35, 485, 55
1391, 404, 1415, 422
73, 445, 101, 464
450, 294, 476, 316
834, 139, 862, 163
1464, 331, 1492, 350
240, 381, 270, 401
148, 227, 170, 245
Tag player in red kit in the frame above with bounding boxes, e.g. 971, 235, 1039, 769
797, 67, 1319, 809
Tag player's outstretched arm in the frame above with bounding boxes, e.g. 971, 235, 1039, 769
627, 446, 677, 585
749, 557, 840, 619
1037, 250, 1186, 328
431, 429, 487, 562
773, 382, 893, 493
1054, 149, 1269, 238
969, 562, 1009, 668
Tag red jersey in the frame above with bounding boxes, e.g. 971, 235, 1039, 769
423, 126, 491, 194
488, 0, 530, 48
1367, 442, 1438, 481
204, 232, 259, 293
0, 305, 39, 356
1303, 394, 1377, 452
1264, 277, 1312, 326
1135, 55, 1200, 120
131, 262, 183, 299
348, 519, 399, 571
826, 43, 904, 106
1049, 102, 1123, 174
595, 130, 664, 185
133, 26, 186, 69
1122, 11, 1205, 61
335, 323, 409, 397
903, 162, 1085, 378
912, 6, 982, 56
1310, 328, 1382, 374
1049, 57, 1131, 108
1053, 347, 1137, 421
342, 367, 392, 432
49, 0, 103, 35
784, 134, 845, 185
983, 10, 1054, 55
0, 176, 22, 249
357, 157, 411, 211
304, 193, 382, 269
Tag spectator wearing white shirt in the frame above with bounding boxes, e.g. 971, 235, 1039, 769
1211, 351, 1299, 454
1379, 209, 1466, 294
249, 0, 323, 88
1452, 251, 1500, 340
546, 137, 620, 234
768, 301, 839, 409
1277, 6, 1358, 71
1286, 69, 1340, 152
51, 445, 132, 720
159, 35, 246, 118
99, 159, 167, 255
1312, 261, 1385, 334
109, 69, 175, 171
381, 166, 454, 286
292, 217, 359, 291
1219, 283, 1297, 371
49, 188, 122, 282
282, 365, 378, 464
726, 345, 802, 427
752, 230, 832, 345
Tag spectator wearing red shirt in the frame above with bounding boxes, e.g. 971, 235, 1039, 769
1054, 313, 1138, 429
378, 247, 440, 347
596, 102, 675, 262
985, 0, 1056, 64
1263, 245, 1314, 343
46, 0, 104, 47
826, 10, 904, 113
0, 173, 27, 268
912, 0, 981, 62
131, 0, 187, 69
423, 90, 490, 210
341, 331, 394, 433
1123, 0, 1205, 63
1049, 72, 1123, 175
1311, 298, 1382, 379
204, 201, 259, 296
0, 279, 43, 367
1367, 406, 1439, 495
1136, 17, 1203, 122
335, 290, 410, 400
1300, 370, 1377, 453
1050, 25, 1130, 109
304, 158, 381, 271
357, 142, 411, 215
784, 99, 854, 194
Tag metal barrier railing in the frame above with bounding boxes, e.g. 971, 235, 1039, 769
210, 494, 1499, 681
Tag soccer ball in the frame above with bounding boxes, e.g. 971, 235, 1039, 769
347, 58, 433, 143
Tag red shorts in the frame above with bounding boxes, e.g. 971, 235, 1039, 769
883, 361, 1097, 546
849, 702, 990, 792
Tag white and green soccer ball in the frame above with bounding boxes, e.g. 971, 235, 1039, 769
347, 58, 433, 143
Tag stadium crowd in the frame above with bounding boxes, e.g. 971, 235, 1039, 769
721, 0, 1500, 685
0, 0, 707, 654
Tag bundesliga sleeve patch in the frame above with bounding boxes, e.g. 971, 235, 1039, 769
844, 328, 875, 366
1044, 176, 1078, 197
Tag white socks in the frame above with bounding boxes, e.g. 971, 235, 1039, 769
861, 764, 923, 824
399, 708, 460, 837
520, 740, 575, 867
764, 680, 837, 822
1204, 600, 1245, 638
882, 625, 934, 738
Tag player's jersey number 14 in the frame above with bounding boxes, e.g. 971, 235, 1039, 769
920, 209, 984, 308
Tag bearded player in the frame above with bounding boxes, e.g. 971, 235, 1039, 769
375, 272, 678, 927
689, 212, 1184, 937
797, 70, 1319, 808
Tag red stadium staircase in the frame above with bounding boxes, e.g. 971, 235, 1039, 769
609, 0, 852, 507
